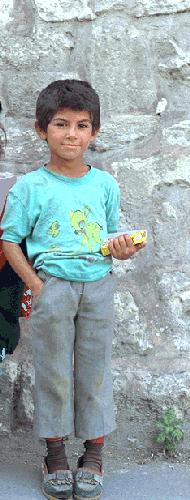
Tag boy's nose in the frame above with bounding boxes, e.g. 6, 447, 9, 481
65, 126, 78, 139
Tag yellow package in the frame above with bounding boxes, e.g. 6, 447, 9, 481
100, 230, 147, 256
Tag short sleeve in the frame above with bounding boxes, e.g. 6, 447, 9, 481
0, 190, 32, 244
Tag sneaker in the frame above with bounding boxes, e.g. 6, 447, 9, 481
73, 455, 103, 500
42, 456, 74, 500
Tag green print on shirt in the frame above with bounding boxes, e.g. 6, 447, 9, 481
48, 246, 60, 252
69, 206, 104, 255
47, 221, 60, 238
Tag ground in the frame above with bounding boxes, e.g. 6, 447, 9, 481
0, 426, 190, 473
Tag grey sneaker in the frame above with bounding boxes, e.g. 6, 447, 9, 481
42, 457, 74, 500
73, 456, 103, 500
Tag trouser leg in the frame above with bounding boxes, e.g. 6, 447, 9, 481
74, 272, 118, 439
30, 271, 79, 438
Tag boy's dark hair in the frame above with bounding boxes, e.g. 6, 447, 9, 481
36, 80, 100, 134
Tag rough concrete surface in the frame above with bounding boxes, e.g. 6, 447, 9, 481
0, 0, 190, 461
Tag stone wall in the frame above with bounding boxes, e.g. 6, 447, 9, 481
1, 0, 190, 457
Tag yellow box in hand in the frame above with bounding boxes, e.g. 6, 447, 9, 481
100, 230, 147, 256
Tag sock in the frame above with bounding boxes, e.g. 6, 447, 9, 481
82, 438, 104, 472
46, 437, 69, 473
87, 437, 105, 444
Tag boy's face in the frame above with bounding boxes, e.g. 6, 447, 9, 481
35, 109, 99, 163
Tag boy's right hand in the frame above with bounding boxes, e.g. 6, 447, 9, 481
30, 278, 45, 303
2, 241, 45, 303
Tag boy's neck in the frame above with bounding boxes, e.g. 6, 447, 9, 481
46, 158, 90, 178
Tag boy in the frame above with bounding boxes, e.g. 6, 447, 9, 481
1, 80, 146, 500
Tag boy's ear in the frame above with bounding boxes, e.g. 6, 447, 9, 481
35, 121, 48, 141
90, 127, 100, 142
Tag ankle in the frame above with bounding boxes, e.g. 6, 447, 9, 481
82, 440, 104, 472
46, 437, 69, 473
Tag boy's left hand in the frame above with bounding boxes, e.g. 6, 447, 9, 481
108, 234, 147, 260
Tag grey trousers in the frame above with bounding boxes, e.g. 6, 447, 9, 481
30, 269, 118, 439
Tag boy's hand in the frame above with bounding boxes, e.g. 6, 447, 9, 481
108, 234, 147, 260
31, 278, 45, 303
2, 241, 45, 302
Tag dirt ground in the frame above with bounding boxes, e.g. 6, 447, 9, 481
0, 426, 190, 475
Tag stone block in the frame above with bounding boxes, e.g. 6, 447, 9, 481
150, 34, 190, 112
111, 155, 190, 204
163, 121, 190, 147
0, 0, 14, 25
89, 0, 126, 14
113, 290, 153, 355
152, 181, 190, 266
8, 318, 34, 429
0, 356, 18, 434
93, 115, 159, 152
0, 38, 40, 70
17, 359, 35, 427
3, 118, 49, 171
0, 318, 34, 433
73, 16, 158, 113
112, 157, 157, 206
0, 28, 74, 73
35, 0, 95, 21
158, 39, 190, 80
133, 0, 190, 17
157, 272, 190, 351
2, 69, 80, 117
180, 290, 190, 313
36, 24, 75, 52
0, 319, 34, 432
5, 0, 35, 36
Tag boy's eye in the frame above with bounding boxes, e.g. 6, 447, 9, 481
55, 123, 88, 128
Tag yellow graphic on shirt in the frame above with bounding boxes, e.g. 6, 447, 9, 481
47, 221, 60, 238
48, 246, 60, 252
69, 206, 103, 255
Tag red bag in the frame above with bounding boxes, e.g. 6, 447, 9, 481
20, 286, 32, 318
20, 263, 33, 318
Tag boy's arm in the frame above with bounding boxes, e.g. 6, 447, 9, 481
108, 234, 147, 260
2, 241, 44, 301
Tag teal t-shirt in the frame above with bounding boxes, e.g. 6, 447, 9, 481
1, 166, 120, 281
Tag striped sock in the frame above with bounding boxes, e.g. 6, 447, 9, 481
82, 437, 104, 472
46, 437, 69, 473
